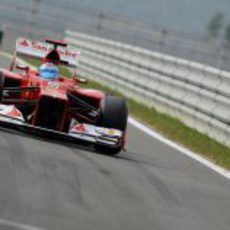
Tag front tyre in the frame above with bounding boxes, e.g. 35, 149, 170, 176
95, 96, 128, 155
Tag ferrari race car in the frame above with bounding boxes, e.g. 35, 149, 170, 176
0, 37, 128, 154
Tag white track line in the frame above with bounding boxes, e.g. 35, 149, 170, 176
0, 219, 44, 230
0, 51, 12, 59
0, 51, 35, 68
129, 117, 230, 180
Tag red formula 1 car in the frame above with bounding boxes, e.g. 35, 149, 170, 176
0, 38, 128, 154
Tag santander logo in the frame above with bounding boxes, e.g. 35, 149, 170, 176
17, 38, 79, 61
19, 40, 30, 47
31, 41, 77, 58
32, 41, 49, 52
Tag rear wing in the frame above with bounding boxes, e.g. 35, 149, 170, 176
15, 37, 80, 68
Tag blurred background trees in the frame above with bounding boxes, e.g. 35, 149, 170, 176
207, 12, 230, 47
207, 12, 224, 40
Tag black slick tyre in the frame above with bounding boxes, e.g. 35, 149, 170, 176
95, 96, 128, 155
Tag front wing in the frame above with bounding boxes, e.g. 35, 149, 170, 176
0, 105, 123, 148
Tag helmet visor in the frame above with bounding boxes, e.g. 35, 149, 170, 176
39, 64, 59, 80
40, 69, 58, 80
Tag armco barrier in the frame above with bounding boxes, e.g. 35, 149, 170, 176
66, 31, 230, 146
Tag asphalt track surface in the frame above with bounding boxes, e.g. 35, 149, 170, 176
0, 54, 230, 230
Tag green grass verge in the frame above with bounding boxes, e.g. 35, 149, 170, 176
23, 57, 230, 169
84, 80, 230, 169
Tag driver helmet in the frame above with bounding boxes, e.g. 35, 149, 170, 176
39, 63, 59, 81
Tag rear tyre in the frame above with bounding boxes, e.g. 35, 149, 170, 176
95, 96, 128, 155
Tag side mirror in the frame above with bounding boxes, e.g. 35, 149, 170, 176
72, 70, 88, 84
77, 78, 88, 84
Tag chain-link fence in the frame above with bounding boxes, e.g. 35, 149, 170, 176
0, 0, 230, 71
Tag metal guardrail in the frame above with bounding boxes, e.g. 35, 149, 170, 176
66, 30, 230, 146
